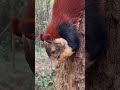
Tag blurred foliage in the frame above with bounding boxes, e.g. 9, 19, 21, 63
35, 68, 56, 90
35, 0, 56, 90
35, 45, 48, 60
35, 0, 52, 59
50, 0, 54, 5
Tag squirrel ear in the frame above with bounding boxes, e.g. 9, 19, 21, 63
40, 34, 44, 41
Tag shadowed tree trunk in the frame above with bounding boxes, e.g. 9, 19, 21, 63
56, 11, 85, 90
86, 0, 120, 89
22, 35, 35, 73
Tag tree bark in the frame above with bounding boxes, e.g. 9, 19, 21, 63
55, 11, 85, 90
86, 0, 120, 90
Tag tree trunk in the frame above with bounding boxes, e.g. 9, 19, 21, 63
86, 0, 120, 90
55, 11, 85, 90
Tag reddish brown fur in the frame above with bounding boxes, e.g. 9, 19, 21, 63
40, 0, 84, 41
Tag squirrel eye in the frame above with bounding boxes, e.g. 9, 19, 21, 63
44, 35, 53, 43
45, 35, 51, 40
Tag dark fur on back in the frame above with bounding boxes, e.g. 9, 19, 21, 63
58, 23, 80, 51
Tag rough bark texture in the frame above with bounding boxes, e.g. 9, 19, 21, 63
56, 11, 85, 90
86, 0, 120, 90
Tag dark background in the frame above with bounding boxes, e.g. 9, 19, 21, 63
0, 0, 34, 90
